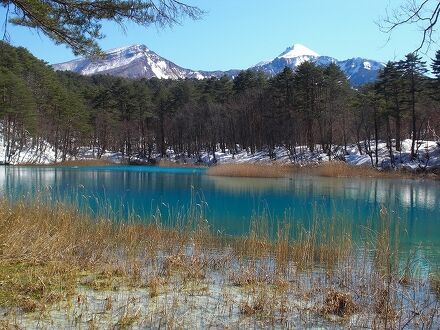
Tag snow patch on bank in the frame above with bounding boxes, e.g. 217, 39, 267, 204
0, 137, 59, 164
3, 133, 439, 170
78, 139, 440, 171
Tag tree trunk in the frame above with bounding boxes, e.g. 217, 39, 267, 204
410, 73, 417, 159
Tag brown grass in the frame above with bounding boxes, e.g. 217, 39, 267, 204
0, 262, 77, 312
206, 161, 435, 180
0, 198, 438, 328
301, 161, 414, 179
287, 161, 437, 180
0, 199, 172, 311
430, 273, 440, 296
321, 289, 358, 318
207, 163, 291, 178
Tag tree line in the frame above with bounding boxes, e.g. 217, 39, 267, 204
1, 41, 439, 166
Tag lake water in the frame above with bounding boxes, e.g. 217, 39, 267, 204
1, 165, 439, 265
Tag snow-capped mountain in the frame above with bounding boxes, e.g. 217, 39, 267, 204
252, 44, 384, 86
53, 43, 384, 86
337, 57, 385, 87
53, 44, 238, 80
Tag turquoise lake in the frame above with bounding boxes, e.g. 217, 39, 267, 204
1, 165, 439, 265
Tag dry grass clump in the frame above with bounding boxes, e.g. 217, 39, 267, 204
115, 312, 141, 329
374, 288, 397, 323
430, 273, 440, 297
305, 161, 413, 179
206, 161, 424, 180
321, 289, 358, 318
240, 297, 265, 316
0, 262, 76, 312
162, 253, 207, 281
207, 163, 291, 178
79, 272, 127, 291
230, 267, 266, 287
147, 275, 167, 298
313, 162, 379, 178
0, 199, 171, 267
0, 198, 174, 312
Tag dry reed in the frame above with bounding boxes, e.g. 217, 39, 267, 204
206, 161, 429, 180
312, 161, 438, 180
302, 161, 415, 179
0, 198, 438, 328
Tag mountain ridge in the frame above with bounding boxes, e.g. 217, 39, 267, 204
53, 43, 384, 86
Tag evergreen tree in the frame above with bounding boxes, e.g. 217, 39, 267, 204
91, 80, 119, 157
268, 67, 295, 155
2, 41, 439, 165
431, 50, 440, 100
432, 50, 440, 78
398, 53, 428, 159
0, 68, 36, 163
152, 83, 172, 157
294, 61, 324, 151
376, 61, 404, 153
2, 0, 202, 56
321, 63, 350, 158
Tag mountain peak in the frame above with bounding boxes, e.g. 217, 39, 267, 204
53, 42, 384, 86
278, 44, 319, 59
106, 44, 149, 54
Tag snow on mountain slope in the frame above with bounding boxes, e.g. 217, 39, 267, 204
252, 44, 384, 86
53, 43, 384, 86
278, 44, 319, 58
337, 57, 385, 86
53, 44, 218, 80
252, 44, 321, 75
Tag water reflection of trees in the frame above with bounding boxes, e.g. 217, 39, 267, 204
205, 174, 439, 210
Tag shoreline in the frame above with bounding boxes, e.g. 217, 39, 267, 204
10, 160, 440, 180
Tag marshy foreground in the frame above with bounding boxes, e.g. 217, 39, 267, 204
0, 198, 439, 329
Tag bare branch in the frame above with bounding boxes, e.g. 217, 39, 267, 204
378, 0, 440, 53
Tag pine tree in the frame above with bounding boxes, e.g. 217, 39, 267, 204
2, 0, 202, 56
0, 68, 36, 163
432, 50, 440, 77
376, 61, 404, 153
294, 61, 324, 152
431, 50, 440, 101
267, 67, 295, 156
321, 63, 350, 159
398, 53, 428, 159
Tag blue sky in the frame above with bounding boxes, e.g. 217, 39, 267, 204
0, 0, 437, 70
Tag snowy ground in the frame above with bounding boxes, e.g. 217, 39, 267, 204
156, 139, 440, 171
0, 136, 59, 165
344, 139, 440, 170
2, 136, 439, 171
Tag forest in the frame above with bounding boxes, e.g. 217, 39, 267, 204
1, 41, 439, 166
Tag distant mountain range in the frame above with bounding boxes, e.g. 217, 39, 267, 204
53, 43, 385, 86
